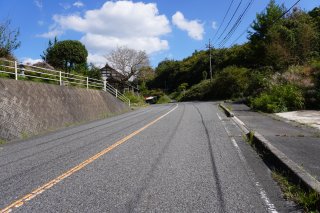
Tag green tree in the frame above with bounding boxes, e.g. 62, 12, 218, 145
264, 9, 318, 69
0, 19, 21, 59
149, 59, 180, 92
45, 40, 88, 73
309, 7, 320, 55
309, 7, 320, 32
87, 63, 102, 79
249, 0, 285, 41
41, 36, 58, 61
178, 83, 188, 92
137, 66, 155, 83
213, 66, 250, 99
248, 0, 285, 68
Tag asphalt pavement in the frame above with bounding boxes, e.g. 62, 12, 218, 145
225, 103, 320, 183
0, 102, 300, 212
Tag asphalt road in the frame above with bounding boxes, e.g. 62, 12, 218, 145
0, 102, 300, 212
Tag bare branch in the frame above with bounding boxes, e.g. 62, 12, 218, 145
106, 46, 150, 81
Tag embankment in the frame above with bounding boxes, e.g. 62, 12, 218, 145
0, 78, 130, 141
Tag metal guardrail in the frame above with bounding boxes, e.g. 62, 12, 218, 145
0, 58, 130, 106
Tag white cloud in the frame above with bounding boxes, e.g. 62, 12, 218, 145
73, 1, 84, 8
212, 21, 217, 30
34, 0, 43, 9
87, 53, 106, 68
81, 34, 168, 54
22, 58, 42, 65
172, 11, 204, 40
53, 1, 171, 38
36, 29, 64, 38
40, 1, 171, 66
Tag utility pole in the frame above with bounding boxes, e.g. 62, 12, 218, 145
206, 39, 213, 81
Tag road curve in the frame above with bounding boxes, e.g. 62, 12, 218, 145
0, 102, 296, 212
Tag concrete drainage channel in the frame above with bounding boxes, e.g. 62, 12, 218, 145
219, 103, 320, 210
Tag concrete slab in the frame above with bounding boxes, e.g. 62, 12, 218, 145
276, 111, 320, 130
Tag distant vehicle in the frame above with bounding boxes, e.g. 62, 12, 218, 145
145, 96, 157, 104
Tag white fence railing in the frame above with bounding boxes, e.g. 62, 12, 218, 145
0, 58, 130, 106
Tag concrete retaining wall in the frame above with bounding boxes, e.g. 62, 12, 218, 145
0, 78, 130, 141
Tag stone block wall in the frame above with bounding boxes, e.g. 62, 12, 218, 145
0, 78, 130, 141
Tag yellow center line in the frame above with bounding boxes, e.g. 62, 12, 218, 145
0, 104, 178, 213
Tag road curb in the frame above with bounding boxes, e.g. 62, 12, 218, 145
219, 103, 320, 200
219, 103, 234, 117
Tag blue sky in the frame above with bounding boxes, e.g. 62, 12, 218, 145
0, 0, 318, 67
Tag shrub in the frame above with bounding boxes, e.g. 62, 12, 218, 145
281, 65, 314, 89
251, 84, 304, 113
123, 91, 146, 107
144, 89, 165, 97
246, 70, 271, 97
311, 60, 320, 89
178, 83, 188, 92
180, 66, 250, 101
180, 80, 212, 101
213, 66, 250, 99
156, 95, 171, 104
169, 91, 184, 101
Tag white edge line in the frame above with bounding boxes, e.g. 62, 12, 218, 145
217, 113, 278, 213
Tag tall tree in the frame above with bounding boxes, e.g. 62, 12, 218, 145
248, 0, 285, 68
137, 66, 155, 83
45, 40, 88, 73
309, 7, 320, 32
309, 7, 320, 54
264, 8, 318, 69
0, 19, 21, 59
41, 36, 58, 61
149, 59, 180, 92
106, 46, 149, 81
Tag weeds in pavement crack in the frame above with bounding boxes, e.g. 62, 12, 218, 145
272, 171, 320, 212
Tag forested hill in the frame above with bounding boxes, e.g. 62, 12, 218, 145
145, 1, 320, 113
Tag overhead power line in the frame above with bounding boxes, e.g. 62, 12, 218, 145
214, 0, 243, 44
212, 0, 235, 42
230, 0, 302, 46
219, 0, 255, 47
230, 26, 250, 46
274, 0, 301, 22
219, 0, 254, 47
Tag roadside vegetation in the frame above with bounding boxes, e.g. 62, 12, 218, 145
143, 1, 320, 112
244, 130, 320, 212
272, 171, 319, 212
123, 91, 146, 107
156, 95, 171, 104
0, 139, 6, 145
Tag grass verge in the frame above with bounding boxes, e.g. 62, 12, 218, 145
124, 92, 147, 107
272, 171, 319, 212
21, 131, 29, 140
226, 105, 233, 111
247, 131, 255, 146
0, 139, 6, 145
243, 131, 320, 212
